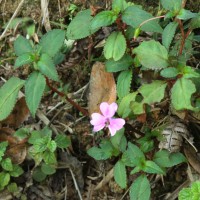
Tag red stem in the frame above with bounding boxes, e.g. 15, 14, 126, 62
45, 77, 89, 116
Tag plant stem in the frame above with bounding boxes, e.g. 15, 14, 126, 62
139, 15, 165, 29
45, 77, 89, 116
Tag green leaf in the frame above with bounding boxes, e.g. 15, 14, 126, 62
14, 36, 33, 56
0, 77, 25, 121
134, 40, 168, 69
10, 165, 23, 177
32, 167, 47, 182
43, 151, 57, 164
153, 150, 171, 168
143, 160, 165, 174
55, 134, 71, 148
171, 78, 196, 110
110, 128, 126, 150
118, 92, 137, 118
14, 128, 30, 140
14, 53, 34, 68
131, 101, 145, 115
168, 152, 187, 166
38, 53, 59, 81
0, 172, 10, 187
130, 175, 150, 200
114, 160, 127, 189
34, 136, 51, 152
162, 22, 178, 50
1, 158, 13, 171
181, 66, 200, 79
0, 142, 8, 161
122, 6, 163, 33
25, 71, 46, 117
137, 137, 154, 153
47, 140, 57, 152
139, 81, 167, 105
177, 9, 198, 20
91, 11, 117, 30
105, 54, 134, 72
160, 0, 182, 11
40, 29, 65, 57
117, 70, 132, 99
190, 14, 200, 29
28, 130, 43, 144
67, 9, 96, 40
112, 0, 131, 12
104, 31, 126, 61
41, 163, 56, 175
160, 67, 179, 78
7, 182, 18, 193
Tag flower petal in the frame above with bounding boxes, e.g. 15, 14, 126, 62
93, 124, 105, 132
100, 102, 118, 118
90, 113, 106, 126
108, 118, 125, 136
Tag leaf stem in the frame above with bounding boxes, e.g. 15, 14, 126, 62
139, 15, 165, 29
45, 77, 89, 116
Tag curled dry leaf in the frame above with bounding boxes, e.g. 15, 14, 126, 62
0, 127, 27, 164
1, 97, 30, 128
88, 62, 116, 116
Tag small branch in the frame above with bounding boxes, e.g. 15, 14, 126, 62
45, 77, 89, 116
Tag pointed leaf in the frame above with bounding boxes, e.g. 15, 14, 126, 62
114, 160, 127, 189
122, 6, 163, 33
0, 77, 24, 121
131, 101, 145, 115
104, 31, 126, 61
25, 71, 46, 117
190, 14, 200, 29
160, 0, 182, 11
134, 40, 168, 69
177, 9, 198, 20
14, 53, 33, 68
14, 36, 33, 56
130, 175, 150, 200
0, 172, 10, 187
38, 53, 59, 81
160, 67, 179, 78
171, 78, 196, 110
143, 160, 165, 174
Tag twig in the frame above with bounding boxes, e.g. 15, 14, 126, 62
0, 0, 25, 40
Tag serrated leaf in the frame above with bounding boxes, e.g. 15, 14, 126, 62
9, 165, 23, 177
38, 53, 59, 81
104, 31, 126, 61
43, 151, 57, 164
0, 142, 8, 161
134, 40, 168, 69
177, 9, 198, 20
181, 66, 200, 79
14, 36, 33, 56
67, 9, 96, 40
105, 54, 134, 72
0, 172, 10, 187
160, 0, 182, 11
122, 6, 163, 33
130, 175, 150, 200
117, 70, 132, 99
160, 67, 179, 78
118, 92, 137, 118
91, 11, 117, 30
55, 134, 71, 148
47, 141, 57, 152
0, 77, 25, 121
114, 160, 127, 189
190, 14, 200, 29
41, 163, 56, 175
112, 0, 131, 12
162, 22, 178, 50
1, 158, 13, 171
25, 71, 46, 117
33, 167, 47, 182
40, 29, 65, 57
14, 53, 34, 68
143, 160, 165, 174
14, 128, 30, 140
171, 78, 196, 110
139, 81, 167, 105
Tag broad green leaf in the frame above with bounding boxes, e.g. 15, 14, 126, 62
153, 150, 171, 168
190, 14, 200, 29
114, 160, 127, 189
1, 158, 13, 171
55, 134, 71, 148
0, 142, 8, 161
91, 11, 117, 30
168, 152, 187, 166
162, 22, 178, 50
122, 6, 163, 33
28, 130, 43, 144
14, 35, 33, 56
121, 151, 135, 167
10, 165, 23, 177
134, 40, 168, 69
38, 53, 59, 81
14, 128, 30, 140
105, 54, 134, 72
143, 160, 165, 174
117, 70, 132, 99
181, 66, 200, 79
32, 167, 47, 182
14, 53, 34, 68
0, 77, 25, 121
43, 151, 57, 164
118, 92, 137, 118
67, 9, 96, 40
171, 78, 196, 110
112, 0, 132, 12
41, 163, 56, 175
160, 0, 182, 11
131, 101, 144, 115
7, 183, 18, 193
40, 29, 65, 57
0, 172, 10, 187
177, 9, 198, 20
139, 81, 167, 105
160, 67, 179, 78
130, 175, 150, 200
87, 147, 112, 160
47, 140, 57, 152
34, 136, 51, 152
25, 71, 46, 117
137, 137, 154, 153
104, 31, 126, 61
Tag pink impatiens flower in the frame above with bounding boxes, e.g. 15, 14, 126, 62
90, 102, 125, 136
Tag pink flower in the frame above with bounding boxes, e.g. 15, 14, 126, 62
90, 102, 125, 136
